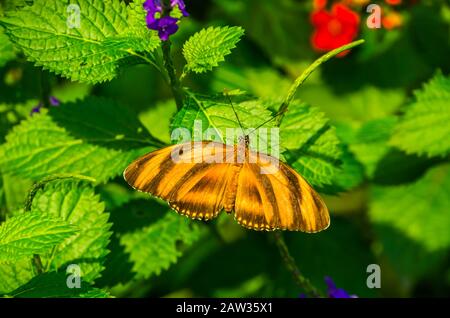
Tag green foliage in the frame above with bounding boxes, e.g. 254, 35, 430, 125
213, 0, 313, 61
139, 99, 178, 144
301, 85, 405, 124
6, 271, 110, 298
0, 97, 153, 183
0, 0, 448, 299
0, 259, 34, 295
171, 93, 276, 145
390, 73, 450, 157
284, 218, 378, 297
0, 212, 77, 263
348, 117, 398, 178
0, 0, 159, 83
121, 211, 201, 279
370, 163, 450, 279
31, 181, 111, 282
183, 26, 244, 74
0, 28, 16, 67
280, 101, 342, 188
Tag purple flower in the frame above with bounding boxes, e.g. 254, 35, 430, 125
30, 96, 60, 116
144, 0, 162, 25
143, 0, 188, 41
325, 277, 357, 298
30, 102, 43, 115
171, 0, 189, 17
148, 16, 179, 41
49, 96, 60, 106
143, 0, 162, 12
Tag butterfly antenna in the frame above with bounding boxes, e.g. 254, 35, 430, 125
247, 109, 286, 137
225, 93, 246, 135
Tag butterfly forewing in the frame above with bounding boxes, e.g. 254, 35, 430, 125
124, 142, 239, 220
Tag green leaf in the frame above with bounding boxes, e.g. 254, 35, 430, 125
171, 93, 276, 147
120, 207, 201, 279
0, 212, 77, 263
390, 73, 450, 157
0, 0, 160, 83
0, 97, 154, 183
301, 85, 405, 124
0, 28, 16, 67
31, 181, 111, 283
0, 259, 34, 295
139, 99, 178, 145
280, 101, 341, 188
369, 163, 450, 280
325, 146, 364, 193
347, 117, 398, 179
211, 66, 292, 100
183, 26, 244, 74
7, 271, 110, 298
1, 173, 32, 217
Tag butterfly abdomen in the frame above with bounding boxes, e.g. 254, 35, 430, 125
223, 164, 241, 212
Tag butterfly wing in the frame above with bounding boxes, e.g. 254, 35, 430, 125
234, 151, 330, 232
124, 141, 239, 220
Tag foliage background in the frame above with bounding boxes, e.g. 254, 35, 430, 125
0, 0, 449, 298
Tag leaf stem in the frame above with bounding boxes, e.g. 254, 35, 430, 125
273, 231, 322, 297
277, 39, 365, 125
24, 174, 96, 275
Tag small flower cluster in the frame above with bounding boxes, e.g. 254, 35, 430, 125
299, 276, 358, 298
310, 0, 418, 56
30, 96, 60, 115
143, 0, 189, 41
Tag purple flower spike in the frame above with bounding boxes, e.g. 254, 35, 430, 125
171, 0, 189, 17
149, 16, 179, 41
30, 102, 43, 116
49, 96, 60, 106
325, 277, 357, 298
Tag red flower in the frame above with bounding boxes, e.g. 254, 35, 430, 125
311, 3, 360, 57
385, 0, 402, 5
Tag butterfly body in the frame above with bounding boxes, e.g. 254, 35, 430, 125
124, 141, 330, 232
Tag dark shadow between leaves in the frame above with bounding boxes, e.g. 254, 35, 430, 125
48, 97, 159, 151
372, 149, 444, 186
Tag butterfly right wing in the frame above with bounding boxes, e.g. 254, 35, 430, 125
124, 141, 239, 220
233, 151, 330, 232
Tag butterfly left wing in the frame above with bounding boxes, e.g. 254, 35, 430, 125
124, 141, 239, 220
234, 151, 330, 232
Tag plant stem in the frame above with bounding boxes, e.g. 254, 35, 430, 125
277, 39, 365, 125
273, 231, 322, 297
162, 40, 184, 110
40, 72, 51, 108
24, 174, 96, 274
160, 0, 184, 110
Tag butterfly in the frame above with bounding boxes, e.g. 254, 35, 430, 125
124, 96, 330, 233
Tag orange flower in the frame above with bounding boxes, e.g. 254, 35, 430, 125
382, 11, 403, 29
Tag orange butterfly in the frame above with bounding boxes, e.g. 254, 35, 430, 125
124, 99, 330, 232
